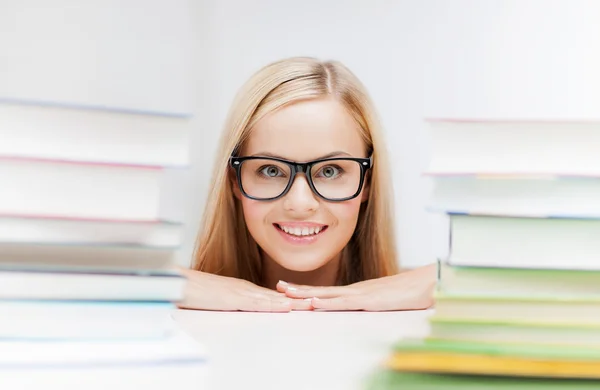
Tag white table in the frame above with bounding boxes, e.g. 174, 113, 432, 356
172, 309, 434, 390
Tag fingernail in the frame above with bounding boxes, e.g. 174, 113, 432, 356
287, 286, 297, 292
304, 298, 312, 302
278, 280, 288, 286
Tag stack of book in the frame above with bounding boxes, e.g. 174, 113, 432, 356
369, 119, 600, 389
0, 102, 206, 388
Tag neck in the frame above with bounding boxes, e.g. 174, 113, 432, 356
261, 252, 342, 290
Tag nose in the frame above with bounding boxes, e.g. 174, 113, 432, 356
282, 174, 319, 214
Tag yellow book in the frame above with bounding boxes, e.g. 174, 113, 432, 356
386, 339, 600, 379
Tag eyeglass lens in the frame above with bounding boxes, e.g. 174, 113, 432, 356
239, 158, 362, 200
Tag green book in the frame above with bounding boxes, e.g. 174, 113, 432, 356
432, 292, 600, 326
428, 316, 600, 348
366, 370, 600, 390
438, 263, 600, 299
393, 338, 600, 361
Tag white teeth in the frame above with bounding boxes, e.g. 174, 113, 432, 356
278, 225, 325, 237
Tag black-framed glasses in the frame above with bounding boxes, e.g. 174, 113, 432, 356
230, 155, 372, 202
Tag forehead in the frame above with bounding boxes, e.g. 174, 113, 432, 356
243, 98, 367, 161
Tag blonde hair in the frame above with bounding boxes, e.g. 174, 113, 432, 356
193, 57, 399, 286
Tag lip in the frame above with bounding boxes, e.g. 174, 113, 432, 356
273, 221, 327, 228
273, 222, 328, 245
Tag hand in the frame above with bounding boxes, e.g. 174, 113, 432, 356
177, 267, 312, 312
276, 264, 437, 311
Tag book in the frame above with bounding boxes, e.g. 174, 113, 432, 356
433, 293, 600, 325
367, 370, 600, 390
393, 338, 600, 361
0, 157, 165, 221
0, 6, 199, 383
0, 243, 176, 270
0, 103, 190, 167
377, 338, 600, 382
380, 118, 600, 388
0, 0, 193, 116
385, 350, 600, 379
0, 300, 176, 340
447, 213, 600, 270
427, 174, 600, 218
367, 339, 600, 388
0, 328, 208, 389
4, 364, 208, 390
0, 327, 206, 367
0, 215, 182, 247
428, 317, 600, 348
427, 120, 600, 175
438, 264, 600, 298
0, 267, 185, 301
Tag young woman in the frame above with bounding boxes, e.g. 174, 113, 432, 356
178, 57, 437, 312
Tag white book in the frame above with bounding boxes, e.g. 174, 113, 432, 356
0, 327, 208, 390
0, 326, 205, 366
427, 120, 600, 175
0, 0, 193, 116
0, 215, 182, 247
449, 214, 600, 270
0, 157, 163, 221
3, 365, 208, 390
0, 268, 186, 301
0, 103, 190, 167
0, 243, 176, 270
0, 300, 176, 340
428, 175, 600, 218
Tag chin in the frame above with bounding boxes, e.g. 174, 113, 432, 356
272, 252, 331, 273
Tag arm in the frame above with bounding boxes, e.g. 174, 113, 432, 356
176, 267, 313, 312
276, 264, 437, 311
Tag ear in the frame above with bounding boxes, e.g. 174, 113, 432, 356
229, 168, 243, 200
360, 171, 371, 203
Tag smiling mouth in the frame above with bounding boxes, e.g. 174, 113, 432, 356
274, 224, 329, 237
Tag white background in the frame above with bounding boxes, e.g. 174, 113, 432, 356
5, 0, 600, 269
174, 0, 600, 268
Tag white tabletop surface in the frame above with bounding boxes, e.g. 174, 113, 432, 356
172, 308, 434, 390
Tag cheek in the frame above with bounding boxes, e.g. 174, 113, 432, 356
240, 198, 271, 236
329, 197, 363, 228
329, 198, 361, 221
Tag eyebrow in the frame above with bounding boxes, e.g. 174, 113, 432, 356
250, 151, 352, 160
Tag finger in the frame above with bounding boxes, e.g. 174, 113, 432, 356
249, 285, 287, 297
244, 290, 287, 303
311, 296, 365, 311
277, 280, 320, 293
239, 296, 292, 312
284, 285, 355, 299
276, 280, 288, 293
290, 298, 314, 311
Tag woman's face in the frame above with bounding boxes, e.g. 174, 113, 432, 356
233, 97, 369, 272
